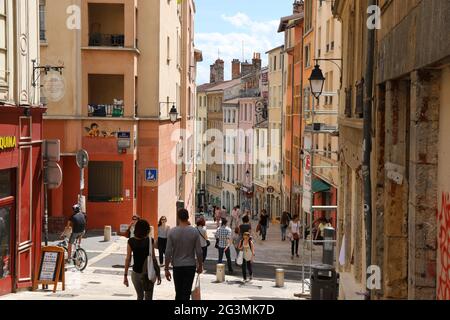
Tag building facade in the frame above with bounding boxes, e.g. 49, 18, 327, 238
41, 0, 198, 232
266, 46, 284, 222
333, 0, 450, 300
0, 0, 43, 296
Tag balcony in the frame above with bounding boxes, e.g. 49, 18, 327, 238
240, 88, 260, 98
89, 33, 125, 47
87, 3, 126, 48
88, 74, 125, 118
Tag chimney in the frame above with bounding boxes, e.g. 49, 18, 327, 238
232, 59, 241, 79
293, 0, 304, 14
252, 53, 262, 71
210, 58, 225, 83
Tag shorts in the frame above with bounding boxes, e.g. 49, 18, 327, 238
69, 231, 85, 244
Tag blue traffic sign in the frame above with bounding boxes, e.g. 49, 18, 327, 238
145, 169, 158, 182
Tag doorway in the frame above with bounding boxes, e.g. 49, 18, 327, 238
0, 169, 15, 296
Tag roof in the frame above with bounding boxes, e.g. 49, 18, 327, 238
197, 82, 221, 93
223, 98, 240, 104
278, 12, 304, 32
265, 45, 285, 54
206, 78, 241, 93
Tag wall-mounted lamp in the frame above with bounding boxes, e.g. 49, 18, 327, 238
169, 105, 179, 124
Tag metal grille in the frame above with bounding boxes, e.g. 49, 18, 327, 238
355, 79, 365, 118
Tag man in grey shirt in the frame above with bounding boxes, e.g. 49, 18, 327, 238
165, 209, 203, 300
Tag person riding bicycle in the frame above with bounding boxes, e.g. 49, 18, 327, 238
67, 204, 86, 262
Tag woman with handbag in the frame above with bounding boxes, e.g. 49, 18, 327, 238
124, 219, 162, 300
196, 217, 209, 262
288, 215, 301, 260
157, 216, 170, 266
237, 232, 255, 282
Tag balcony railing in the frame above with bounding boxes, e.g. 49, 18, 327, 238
240, 88, 260, 98
89, 33, 125, 47
88, 103, 124, 117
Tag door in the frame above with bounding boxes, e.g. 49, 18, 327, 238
0, 169, 15, 296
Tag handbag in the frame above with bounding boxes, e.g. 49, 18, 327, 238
191, 274, 201, 300
147, 238, 157, 283
236, 251, 244, 266
197, 227, 211, 247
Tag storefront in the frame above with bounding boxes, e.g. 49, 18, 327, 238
0, 106, 45, 296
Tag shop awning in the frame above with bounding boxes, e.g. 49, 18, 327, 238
312, 179, 331, 193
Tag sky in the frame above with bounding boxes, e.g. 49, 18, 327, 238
195, 0, 294, 85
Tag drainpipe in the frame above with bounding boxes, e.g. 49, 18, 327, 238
289, 51, 295, 215
363, 0, 376, 300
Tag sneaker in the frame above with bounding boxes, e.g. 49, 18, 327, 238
291, 255, 294, 260
296, 254, 300, 258
249, 276, 253, 281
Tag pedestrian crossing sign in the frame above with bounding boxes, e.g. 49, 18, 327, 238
145, 169, 158, 182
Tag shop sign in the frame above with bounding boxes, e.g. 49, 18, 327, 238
145, 168, 158, 182
0, 136, 16, 151
267, 186, 275, 194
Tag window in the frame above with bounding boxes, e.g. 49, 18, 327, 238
305, 0, 313, 32
305, 44, 311, 68
0, 0, 8, 92
167, 36, 171, 64
39, 0, 46, 41
0, 170, 12, 198
274, 56, 277, 71
88, 162, 123, 202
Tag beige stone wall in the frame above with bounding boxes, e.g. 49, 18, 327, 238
0, 0, 40, 106
437, 66, 450, 300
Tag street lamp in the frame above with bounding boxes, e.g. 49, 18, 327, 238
169, 105, 179, 124
309, 64, 326, 99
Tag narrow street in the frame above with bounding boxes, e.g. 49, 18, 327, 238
1, 220, 316, 300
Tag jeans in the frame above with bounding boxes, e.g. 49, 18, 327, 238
202, 246, 208, 262
260, 225, 267, 240
173, 266, 196, 301
131, 271, 155, 300
242, 259, 253, 280
281, 225, 288, 241
158, 237, 167, 265
218, 247, 233, 272
291, 239, 299, 256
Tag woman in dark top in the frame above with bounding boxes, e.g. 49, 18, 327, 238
239, 215, 252, 238
259, 210, 269, 241
124, 219, 161, 300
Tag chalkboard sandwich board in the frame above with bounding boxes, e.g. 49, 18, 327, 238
33, 246, 65, 293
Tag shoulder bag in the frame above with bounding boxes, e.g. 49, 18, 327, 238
147, 238, 157, 283
197, 227, 211, 247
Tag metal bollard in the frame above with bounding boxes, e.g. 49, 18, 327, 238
104, 226, 112, 242
275, 268, 285, 288
216, 264, 225, 283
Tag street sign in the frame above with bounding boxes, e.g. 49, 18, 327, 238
76, 149, 89, 169
145, 168, 158, 182
43, 140, 60, 162
117, 132, 131, 139
45, 162, 62, 190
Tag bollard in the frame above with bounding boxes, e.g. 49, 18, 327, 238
216, 264, 225, 283
104, 226, 112, 242
275, 268, 285, 288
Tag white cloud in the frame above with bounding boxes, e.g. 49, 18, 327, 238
195, 12, 283, 84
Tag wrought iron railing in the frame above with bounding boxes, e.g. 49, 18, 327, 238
89, 33, 125, 47
88, 104, 124, 117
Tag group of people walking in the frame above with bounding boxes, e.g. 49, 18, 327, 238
124, 209, 203, 301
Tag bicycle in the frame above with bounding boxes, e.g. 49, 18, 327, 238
57, 236, 88, 272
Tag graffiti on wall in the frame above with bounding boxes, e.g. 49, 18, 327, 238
438, 192, 450, 300
84, 123, 117, 138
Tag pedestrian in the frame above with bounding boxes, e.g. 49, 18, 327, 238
215, 218, 234, 274
232, 226, 241, 266
221, 206, 228, 220
230, 206, 241, 229
124, 219, 162, 300
164, 209, 203, 301
237, 232, 255, 282
207, 203, 213, 217
125, 215, 140, 239
239, 215, 252, 240
196, 217, 209, 263
215, 206, 221, 227
157, 216, 170, 266
280, 212, 290, 241
259, 209, 269, 241
315, 216, 332, 245
288, 215, 300, 259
